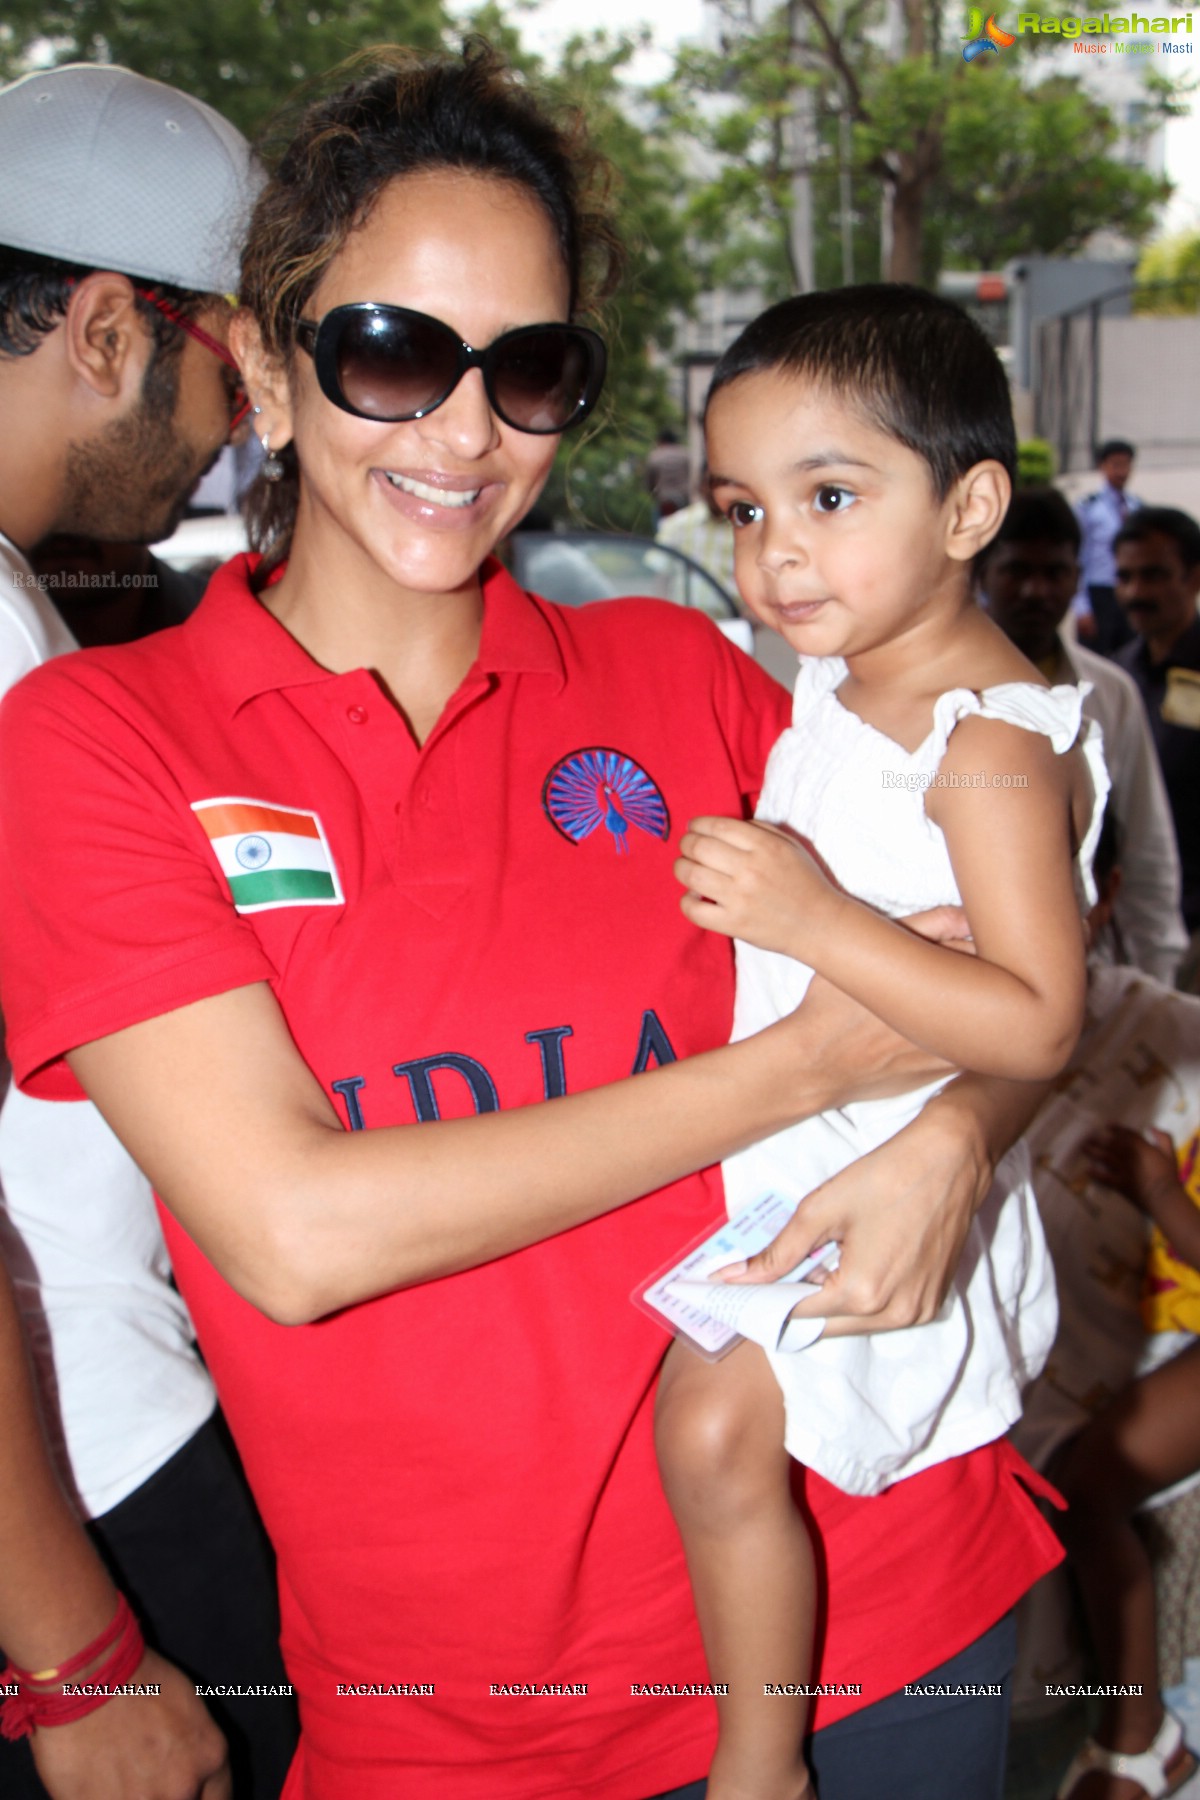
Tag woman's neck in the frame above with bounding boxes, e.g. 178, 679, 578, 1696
260, 531, 486, 749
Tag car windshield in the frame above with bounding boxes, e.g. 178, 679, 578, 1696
514, 533, 736, 622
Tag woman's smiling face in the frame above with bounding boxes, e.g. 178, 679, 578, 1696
275, 168, 570, 605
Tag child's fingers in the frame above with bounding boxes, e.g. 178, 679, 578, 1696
1084, 1149, 1125, 1190
674, 855, 731, 901
679, 890, 735, 936
1086, 1125, 1175, 1176
1099, 1124, 1143, 1148
1083, 1124, 1134, 1159
1082, 1135, 1134, 1180
687, 815, 758, 845
677, 826, 751, 873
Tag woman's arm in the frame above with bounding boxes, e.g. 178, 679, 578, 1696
677, 718, 1088, 1080
68, 971, 946, 1327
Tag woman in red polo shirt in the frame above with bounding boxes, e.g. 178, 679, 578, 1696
0, 44, 1061, 1800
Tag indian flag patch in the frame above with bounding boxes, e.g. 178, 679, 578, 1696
191, 797, 343, 913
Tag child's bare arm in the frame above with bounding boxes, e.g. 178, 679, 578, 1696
1086, 1125, 1200, 1269
676, 717, 1088, 1081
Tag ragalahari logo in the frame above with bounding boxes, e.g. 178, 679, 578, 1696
962, 8, 1018, 55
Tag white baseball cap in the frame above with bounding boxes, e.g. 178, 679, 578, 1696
0, 64, 262, 295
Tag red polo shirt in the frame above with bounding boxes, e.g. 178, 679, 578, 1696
0, 558, 1061, 1799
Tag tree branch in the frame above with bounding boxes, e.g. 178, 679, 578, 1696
792, 0, 868, 119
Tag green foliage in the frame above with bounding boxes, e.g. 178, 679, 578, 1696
1135, 230, 1200, 313
1017, 438, 1057, 485
0, 0, 450, 134
932, 70, 1171, 271
661, 32, 832, 299
665, 0, 1177, 292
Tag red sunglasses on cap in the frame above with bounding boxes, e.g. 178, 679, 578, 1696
63, 278, 251, 434
136, 290, 251, 432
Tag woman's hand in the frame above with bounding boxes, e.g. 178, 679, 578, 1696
716, 1094, 991, 1335
675, 816, 840, 960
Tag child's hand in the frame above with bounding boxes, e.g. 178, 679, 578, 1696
675, 816, 841, 958
1084, 1125, 1184, 1227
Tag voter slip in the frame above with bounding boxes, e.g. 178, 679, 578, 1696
634, 1192, 839, 1362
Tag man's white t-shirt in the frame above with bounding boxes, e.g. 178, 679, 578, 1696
0, 530, 214, 1517
1065, 637, 1188, 985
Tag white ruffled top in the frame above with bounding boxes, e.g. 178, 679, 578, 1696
756, 656, 1111, 929
719, 657, 1108, 1493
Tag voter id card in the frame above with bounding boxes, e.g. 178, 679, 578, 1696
633, 1192, 837, 1362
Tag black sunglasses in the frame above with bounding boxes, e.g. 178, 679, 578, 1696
294, 304, 607, 436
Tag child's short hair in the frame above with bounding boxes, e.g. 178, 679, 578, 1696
706, 284, 1016, 497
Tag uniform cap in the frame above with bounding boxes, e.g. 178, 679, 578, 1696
0, 64, 261, 295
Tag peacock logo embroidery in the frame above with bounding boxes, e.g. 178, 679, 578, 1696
962, 8, 1017, 55
543, 748, 670, 856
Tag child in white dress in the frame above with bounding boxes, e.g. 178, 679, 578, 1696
653, 286, 1108, 1800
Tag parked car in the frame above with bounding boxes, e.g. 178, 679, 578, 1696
506, 530, 754, 656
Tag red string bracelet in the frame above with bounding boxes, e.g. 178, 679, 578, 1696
0, 1594, 145, 1740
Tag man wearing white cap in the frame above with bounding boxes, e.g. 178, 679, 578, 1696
0, 65, 295, 1800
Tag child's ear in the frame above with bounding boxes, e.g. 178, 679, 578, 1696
230, 310, 295, 453
945, 461, 1011, 564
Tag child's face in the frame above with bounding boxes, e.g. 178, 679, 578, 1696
706, 370, 973, 661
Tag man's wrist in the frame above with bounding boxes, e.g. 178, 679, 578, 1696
0, 1550, 122, 1678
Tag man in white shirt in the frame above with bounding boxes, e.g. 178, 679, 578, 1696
1074, 438, 1141, 655
0, 65, 295, 1800
978, 485, 1187, 984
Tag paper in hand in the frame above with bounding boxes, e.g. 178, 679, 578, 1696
634, 1192, 839, 1361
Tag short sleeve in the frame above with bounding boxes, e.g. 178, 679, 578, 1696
928, 681, 1089, 764
926, 679, 1110, 906
0, 657, 273, 1098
